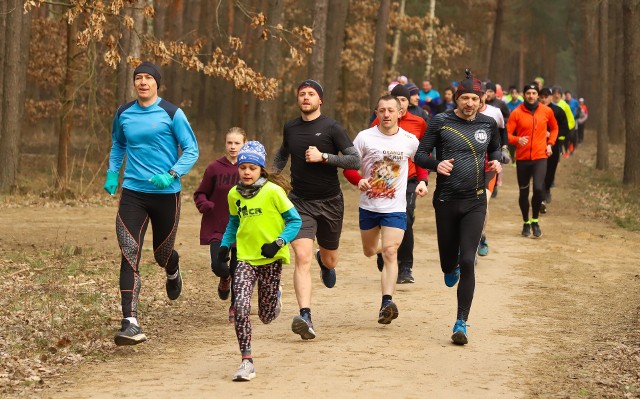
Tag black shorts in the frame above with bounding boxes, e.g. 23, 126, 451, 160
289, 192, 344, 250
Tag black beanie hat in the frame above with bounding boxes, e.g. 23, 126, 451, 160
455, 68, 484, 100
485, 81, 497, 92
297, 79, 324, 100
390, 84, 411, 100
523, 83, 539, 94
133, 62, 161, 87
539, 87, 552, 96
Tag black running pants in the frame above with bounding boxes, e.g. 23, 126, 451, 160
516, 159, 547, 222
116, 188, 181, 318
433, 196, 486, 321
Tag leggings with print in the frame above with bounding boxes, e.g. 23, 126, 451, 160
116, 188, 181, 319
233, 260, 282, 358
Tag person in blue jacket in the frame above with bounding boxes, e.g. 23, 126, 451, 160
103, 61, 199, 346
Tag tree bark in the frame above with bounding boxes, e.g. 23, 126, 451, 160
322, 0, 348, 120
369, 0, 391, 111
0, 0, 6, 135
256, 0, 284, 153
56, 17, 79, 191
310, 0, 328, 83
390, 0, 406, 75
487, 0, 504, 80
608, 2, 625, 144
623, 0, 640, 186
596, 0, 609, 171
0, 0, 25, 192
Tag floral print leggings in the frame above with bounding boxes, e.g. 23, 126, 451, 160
233, 260, 282, 357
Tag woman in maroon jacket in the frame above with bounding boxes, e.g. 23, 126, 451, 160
194, 127, 246, 322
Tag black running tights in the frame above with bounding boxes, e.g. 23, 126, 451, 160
116, 188, 181, 318
516, 159, 547, 222
433, 196, 486, 321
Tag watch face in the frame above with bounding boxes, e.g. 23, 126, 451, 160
276, 238, 285, 247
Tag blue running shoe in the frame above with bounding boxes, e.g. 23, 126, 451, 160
477, 235, 489, 256
316, 250, 336, 288
444, 266, 460, 287
451, 319, 468, 345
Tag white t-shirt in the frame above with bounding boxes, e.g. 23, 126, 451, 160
353, 126, 419, 213
480, 103, 505, 128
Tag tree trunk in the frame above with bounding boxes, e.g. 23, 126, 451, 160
518, 31, 525, 89
256, 0, 284, 153
596, 0, 609, 171
585, 0, 599, 130
322, 0, 349, 120
0, 0, 6, 135
56, 17, 79, 191
608, 2, 625, 144
369, 0, 391, 111
487, 0, 504, 79
0, 1, 25, 192
424, 0, 436, 79
127, 1, 144, 99
623, 0, 640, 186
310, 0, 328, 83
390, 0, 406, 75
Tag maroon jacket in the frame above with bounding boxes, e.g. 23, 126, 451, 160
193, 156, 239, 245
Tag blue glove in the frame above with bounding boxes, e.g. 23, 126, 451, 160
261, 241, 281, 259
103, 171, 119, 195
150, 173, 174, 189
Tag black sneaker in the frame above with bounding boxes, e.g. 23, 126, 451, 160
291, 314, 316, 340
316, 250, 336, 288
376, 253, 384, 272
397, 268, 415, 284
521, 223, 531, 237
218, 276, 231, 300
166, 268, 182, 300
378, 301, 399, 324
540, 201, 547, 214
114, 319, 147, 346
531, 222, 542, 238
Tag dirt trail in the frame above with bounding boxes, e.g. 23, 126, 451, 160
5, 145, 640, 398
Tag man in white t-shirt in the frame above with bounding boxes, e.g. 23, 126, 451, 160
343, 95, 419, 325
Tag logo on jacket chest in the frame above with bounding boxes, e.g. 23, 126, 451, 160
474, 129, 488, 144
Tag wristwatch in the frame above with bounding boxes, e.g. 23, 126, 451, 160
321, 153, 329, 163
275, 237, 286, 247
168, 169, 179, 179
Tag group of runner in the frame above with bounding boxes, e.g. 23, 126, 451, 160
103, 62, 569, 381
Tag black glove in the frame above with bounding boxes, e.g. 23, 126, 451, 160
501, 146, 511, 164
217, 246, 230, 262
261, 241, 281, 258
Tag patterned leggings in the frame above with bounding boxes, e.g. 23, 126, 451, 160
233, 260, 282, 357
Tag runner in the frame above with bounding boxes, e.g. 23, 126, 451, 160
104, 61, 199, 345
194, 127, 246, 322
218, 141, 302, 381
343, 95, 419, 324
507, 83, 558, 238
414, 69, 502, 345
273, 79, 360, 340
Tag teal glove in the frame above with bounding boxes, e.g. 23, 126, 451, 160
150, 173, 174, 189
103, 171, 119, 195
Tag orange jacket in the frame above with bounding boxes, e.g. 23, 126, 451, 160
507, 102, 558, 161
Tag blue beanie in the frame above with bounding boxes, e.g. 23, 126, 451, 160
238, 141, 266, 168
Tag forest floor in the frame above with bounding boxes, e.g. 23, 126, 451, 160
1, 136, 639, 398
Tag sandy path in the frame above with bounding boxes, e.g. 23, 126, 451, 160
4, 147, 638, 398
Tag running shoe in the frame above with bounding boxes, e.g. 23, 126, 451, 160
166, 268, 182, 300
232, 359, 256, 382
316, 250, 336, 288
376, 253, 384, 272
477, 235, 489, 256
521, 223, 531, 237
378, 301, 399, 324
531, 222, 542, 238
444, 266, 460, 287
397, 268, 415, 284
228, 305, 235, 324
291, 314, 316, 340
540, 201, 547, 214
114, 319, 147, 346
451, 319, 468, 345
274, 285, 282, 321
218, 276, 231, 300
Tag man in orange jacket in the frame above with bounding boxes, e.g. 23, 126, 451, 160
506, 83, 558, 238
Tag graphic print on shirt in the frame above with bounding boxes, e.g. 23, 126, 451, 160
368, 156, 400, 199
235, 199, 262, 218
